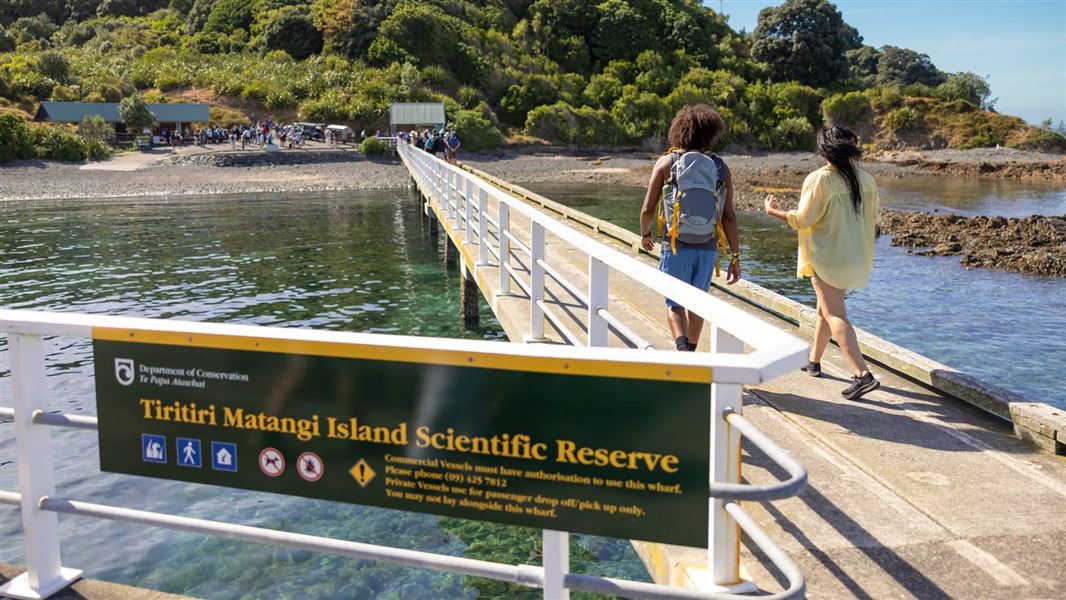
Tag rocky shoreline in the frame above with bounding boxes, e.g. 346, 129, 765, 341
2, 148, 1063, 277
879, 212, 1066, 277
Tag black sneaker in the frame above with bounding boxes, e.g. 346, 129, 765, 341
842, 372, 880, 400
800, 361, 822, 377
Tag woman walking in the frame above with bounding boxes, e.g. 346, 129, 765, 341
764, 127, 880, 400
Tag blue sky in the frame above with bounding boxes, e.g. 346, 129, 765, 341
715, 0, 1066, 125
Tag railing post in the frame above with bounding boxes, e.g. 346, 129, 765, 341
588, 257, 608, 347
497, 203, 510, 295
0, 334, 82, 599
542, 530, 569, 600
452, 171, 461, 228
477, 187, 488, 266
707, 326, 755, 592
465, 178, 474, 244
527, 222, 547, 342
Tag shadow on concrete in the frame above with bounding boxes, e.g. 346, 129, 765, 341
741, 443, 953, 599
752, 390, 1019, 454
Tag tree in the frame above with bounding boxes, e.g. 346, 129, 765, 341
935, 72, 993, 109
750, 0, 861, 87
846, 45, 880, 82
589, 0, 657, 64
78, 114, 114, 142
119, 95, 156, 132
313, 0, 389, 59
37, 51, 70, 83
203, 0, 251, 34
261, 8, 322, 59
185, 0, 216, 34
877, 45, 945, 87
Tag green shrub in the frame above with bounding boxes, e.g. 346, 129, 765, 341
78, 115, 114, 142
265, 89, 296, 110
359, 136, 390, 155
767, 117, 815, 151
34, 127, 88, 162
864, 86, 903, 111
821, 92, 871, 128
572, 106, 627, 146
451, 108, 500, 152
883, 106, 922, 132
0, 114, 36, 163
524, 102, 577, 143
37, 51, 71, 83
82, 138, 114, 161
204, 0, 253, 34
261, 8, 322, 60
50, 84, 79, 101
934, 72, 992, 108
299, 93, 350, 122
611, 89, 670, 141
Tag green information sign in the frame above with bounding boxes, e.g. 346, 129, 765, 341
93, 327, 711, 547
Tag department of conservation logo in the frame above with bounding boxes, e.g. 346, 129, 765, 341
114, 358, 135, 386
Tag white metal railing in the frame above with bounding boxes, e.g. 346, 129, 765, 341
397, 143, 810, 595
0, 311, 805, 600
0, 146, 809, 599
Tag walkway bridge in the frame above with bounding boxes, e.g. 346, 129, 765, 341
398, 144, 1066, 598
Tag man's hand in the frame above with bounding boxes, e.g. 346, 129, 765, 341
726, 259, 741, 285
764, 194, 778, 213
640, 233, 655, 251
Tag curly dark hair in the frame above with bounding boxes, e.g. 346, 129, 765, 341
667, 104, 725, 151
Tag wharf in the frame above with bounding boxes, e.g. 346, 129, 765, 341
0, 565, 193, 600
417, 160, 1066, 598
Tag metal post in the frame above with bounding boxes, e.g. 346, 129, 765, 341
542, 530, 569, 600
706, 326, 756, 593
477, 188, 488, 266
465, 179, 474, 244
527, 222, 547, 342
0, 335, 82, 600
588, 257, 608, 347
497, 203, 510, 296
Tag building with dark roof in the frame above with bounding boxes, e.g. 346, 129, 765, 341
34, 101, 211, 135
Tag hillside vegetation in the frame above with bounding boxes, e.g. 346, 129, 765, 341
2, 0, 1064, 162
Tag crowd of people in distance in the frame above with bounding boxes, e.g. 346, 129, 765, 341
155, 120, 352, 150
403, 128, 462, 163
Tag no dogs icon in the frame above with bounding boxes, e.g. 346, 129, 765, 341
258, 448, 285, 477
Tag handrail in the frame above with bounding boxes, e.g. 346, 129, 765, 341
710, 408, 808, 501
399, 144, 808, 376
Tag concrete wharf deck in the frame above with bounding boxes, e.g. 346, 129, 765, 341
409, 156, 1066, 599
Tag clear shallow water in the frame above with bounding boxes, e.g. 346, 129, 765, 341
527, 183, 1066, 409
0, 191, 647, 599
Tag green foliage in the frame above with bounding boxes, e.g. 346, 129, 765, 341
751, 0, 861, 87
204, 0, 252, 34
0, 27, 17, 52
589, 0, 656, 64
10, 15, 58, 42
877, 45, 945, 87
50, 84, 79, 101
846, 45, 880, 83
359, 135, 390, 155
883, 106, 922, 133
119, 94, 156, 130
768, 116, 815, 150
186, 0, 217, 34
33, 126, 87, 161
500, 73, 559, 125
88, 83, 124, 102
37, 51, 71, 83
451, 108, 500, 151
0, 114, 36, 163
261, 7, 322, 60
78, 114, 115, 142
822, 91, 871, 128
611, 88, 669, 141
935, 72, 993, 109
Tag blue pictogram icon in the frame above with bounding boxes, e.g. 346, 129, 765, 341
176, 438, 202, 468
142, 434, 166, 464
211, 441, 238, 472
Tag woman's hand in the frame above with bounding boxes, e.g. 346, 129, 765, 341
764, 194, 778, 213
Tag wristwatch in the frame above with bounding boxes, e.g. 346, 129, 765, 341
730, 251, 741, 264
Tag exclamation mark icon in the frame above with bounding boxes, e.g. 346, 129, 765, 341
349, 458, 376, 487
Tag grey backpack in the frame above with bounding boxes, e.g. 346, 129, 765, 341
659, 151, 725, 253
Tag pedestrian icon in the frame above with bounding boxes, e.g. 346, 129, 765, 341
348, 458, 375, 487
211, 441, 238, 472
141, 434, 166, 464
297, 452, 324, 482
176, 438, 202, 468
259, 447, 285, 477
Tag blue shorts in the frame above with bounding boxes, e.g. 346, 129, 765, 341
659, 246, 717, 308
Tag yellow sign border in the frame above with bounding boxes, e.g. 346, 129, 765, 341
93, 327, 712, 384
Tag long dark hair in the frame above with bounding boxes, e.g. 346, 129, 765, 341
817, 127, 863, 214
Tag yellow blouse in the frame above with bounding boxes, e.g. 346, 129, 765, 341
786, 164, 880, 289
